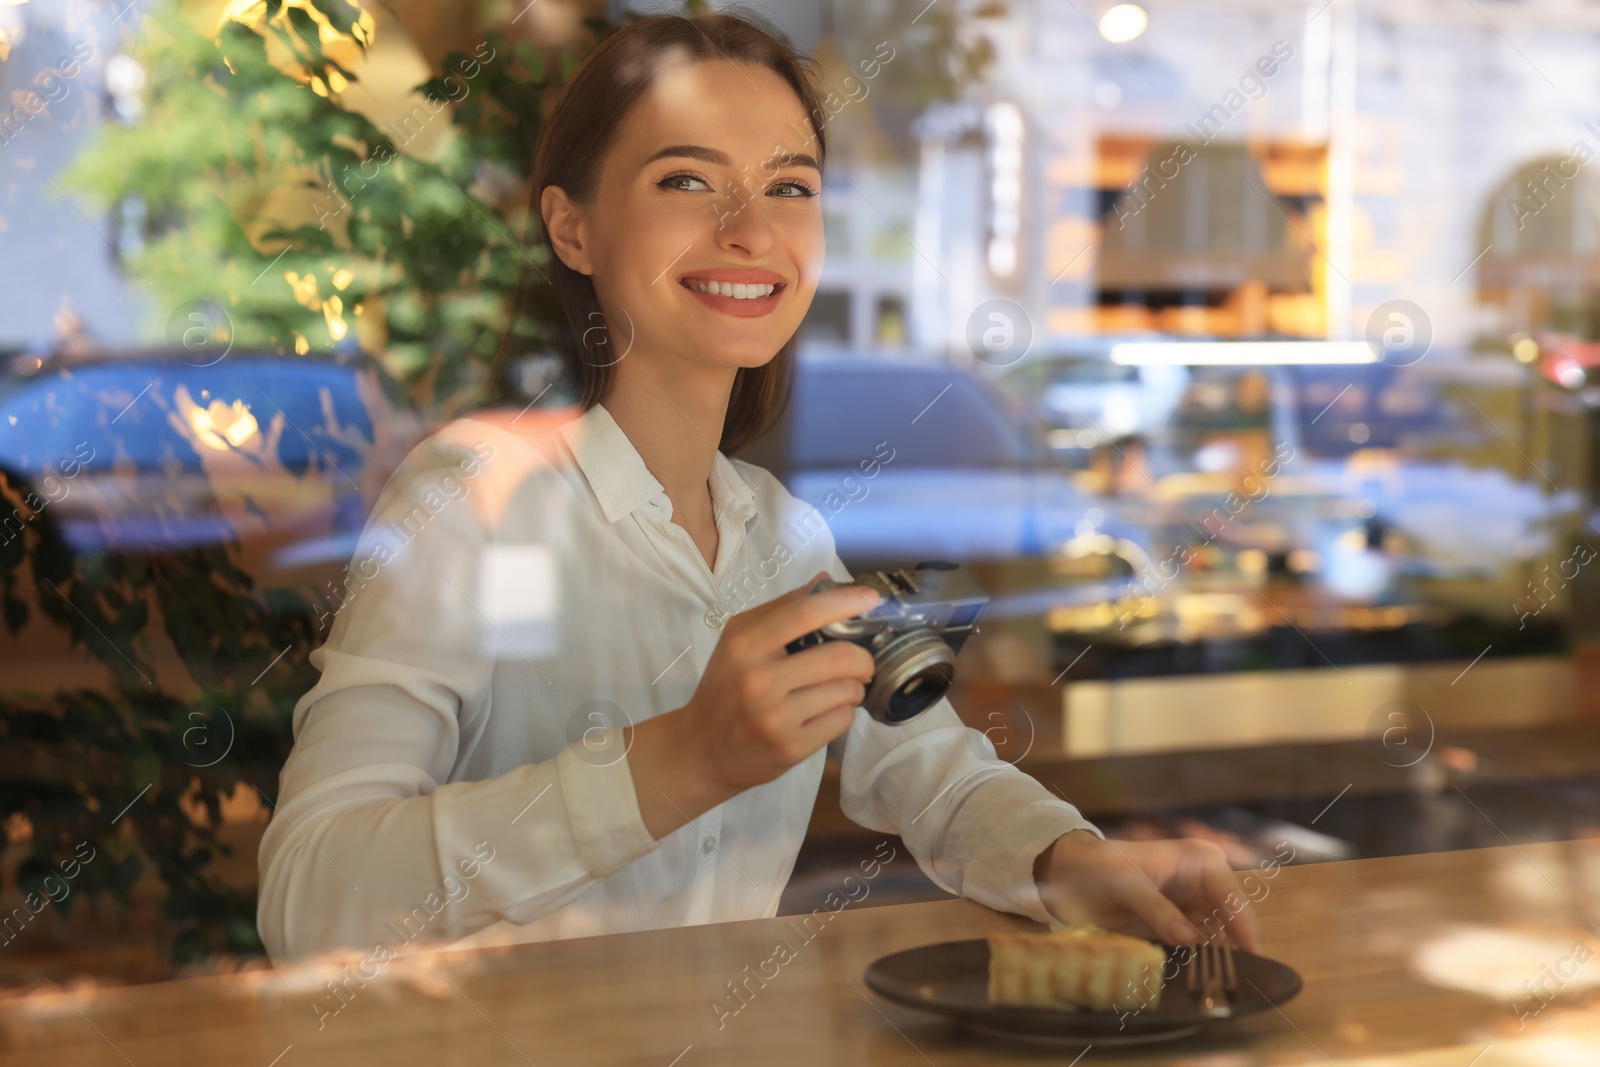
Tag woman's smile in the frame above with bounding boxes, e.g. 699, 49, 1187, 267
678, 267, 788, 318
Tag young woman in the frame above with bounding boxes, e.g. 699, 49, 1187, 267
257, 12, 1260, 965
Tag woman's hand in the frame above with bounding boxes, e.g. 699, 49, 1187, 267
684, 570, 880, 791
1033, 830, 1264, 953
626, 571, 880, 839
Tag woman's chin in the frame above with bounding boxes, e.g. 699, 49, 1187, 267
698, 342, 787, 373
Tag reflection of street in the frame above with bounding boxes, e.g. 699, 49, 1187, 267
0, 349, 427, 695
773, 347, 1588, 689
1010, 356, 1583, 675
7, 343, 1570, 718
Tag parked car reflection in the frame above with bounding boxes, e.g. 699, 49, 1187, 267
0, 348, 425, 593
740, 352, 1155, 627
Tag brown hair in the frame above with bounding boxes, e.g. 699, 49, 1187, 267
485, 11, 827, 454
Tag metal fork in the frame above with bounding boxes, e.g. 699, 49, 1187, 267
1185, 941, 1238, 1018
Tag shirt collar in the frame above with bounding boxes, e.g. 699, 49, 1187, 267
709, 445, 759, 528
559, 401, 759, 528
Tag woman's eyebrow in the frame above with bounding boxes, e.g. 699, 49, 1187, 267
642, 144, 821, 172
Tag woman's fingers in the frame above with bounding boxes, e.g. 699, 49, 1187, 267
1106, 865, 1203, 947
769, 638, 874, 694
1043, 837, 1268, 953
739, 572, 880, 656
786, 675, 868, 728
1194, 850, 1263, 953
790, 701, 859, 754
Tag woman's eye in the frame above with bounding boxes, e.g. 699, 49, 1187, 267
658, 173, 712, 192
658, 173, 817, 199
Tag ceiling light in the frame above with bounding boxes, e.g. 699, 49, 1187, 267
1110, 341, 1380, 366
1099, 4, 1148, 44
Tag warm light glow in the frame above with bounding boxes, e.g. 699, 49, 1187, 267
1110, 341, 1380, 365
285, 269, 349, 346
222, 0, 375, 46
189, 399, 260, 451
220, 0, 375, 91
1098, 4, 1148, 43
324, 294, 348, 341
0, 0, 24, 64
1288, 549, 1322, 573
286, 270, 322, 311
1413, 924, 1600, 1002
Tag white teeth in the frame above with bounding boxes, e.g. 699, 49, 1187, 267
687, 279, 776, 299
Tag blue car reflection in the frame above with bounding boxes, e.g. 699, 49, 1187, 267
0, 350, 424, 589
736, 354, 1157, 624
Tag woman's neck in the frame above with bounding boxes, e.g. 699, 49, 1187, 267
602, 357, 736, 519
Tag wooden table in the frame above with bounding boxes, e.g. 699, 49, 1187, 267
4, 839, 1599, 1065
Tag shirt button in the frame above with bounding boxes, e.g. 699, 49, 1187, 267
701, 835, 717, 854
704, 607, 727, 629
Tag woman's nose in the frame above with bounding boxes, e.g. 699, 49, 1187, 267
709, 184, 777, 254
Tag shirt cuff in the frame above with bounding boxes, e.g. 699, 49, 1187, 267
555, 725, 659, 877
1002, 803, 1106, 926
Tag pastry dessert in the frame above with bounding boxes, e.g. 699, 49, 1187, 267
987, 924, 1166, 1012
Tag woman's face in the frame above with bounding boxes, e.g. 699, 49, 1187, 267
546, 58, 824, 379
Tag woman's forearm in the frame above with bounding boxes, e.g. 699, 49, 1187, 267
623, 710, 743, 840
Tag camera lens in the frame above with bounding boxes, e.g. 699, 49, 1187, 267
867, 630, 957, 724
886, 668, 950, 722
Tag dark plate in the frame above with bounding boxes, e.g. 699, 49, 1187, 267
863, 938, 1303, 1045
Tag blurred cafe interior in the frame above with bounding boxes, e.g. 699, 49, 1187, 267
4, 0, 1600, 1063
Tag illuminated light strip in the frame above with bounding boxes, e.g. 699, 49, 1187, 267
985, 102, 1024, 279
1109, 341, 1380, 366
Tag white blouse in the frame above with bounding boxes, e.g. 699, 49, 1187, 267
256, 400, 1100, 964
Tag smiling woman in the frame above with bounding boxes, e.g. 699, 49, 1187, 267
485, 14, 829, 455
257, 10, 1260, 967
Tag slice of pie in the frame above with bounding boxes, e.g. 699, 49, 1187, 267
986, 924, 1166, 1012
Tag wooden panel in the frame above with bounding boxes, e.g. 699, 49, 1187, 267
1064, 656, 1576, 757
1023, 720, 1600, 817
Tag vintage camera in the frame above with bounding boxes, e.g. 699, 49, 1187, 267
785, 561, 989, 724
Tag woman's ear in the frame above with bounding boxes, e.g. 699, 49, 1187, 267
541, 185, 593, 276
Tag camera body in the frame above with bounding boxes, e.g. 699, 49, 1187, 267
785, 560, 989, 724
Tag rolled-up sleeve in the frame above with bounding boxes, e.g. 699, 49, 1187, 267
256, 437, 658, 965
555, 726, 658, 877
822, 555, 1102, 926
